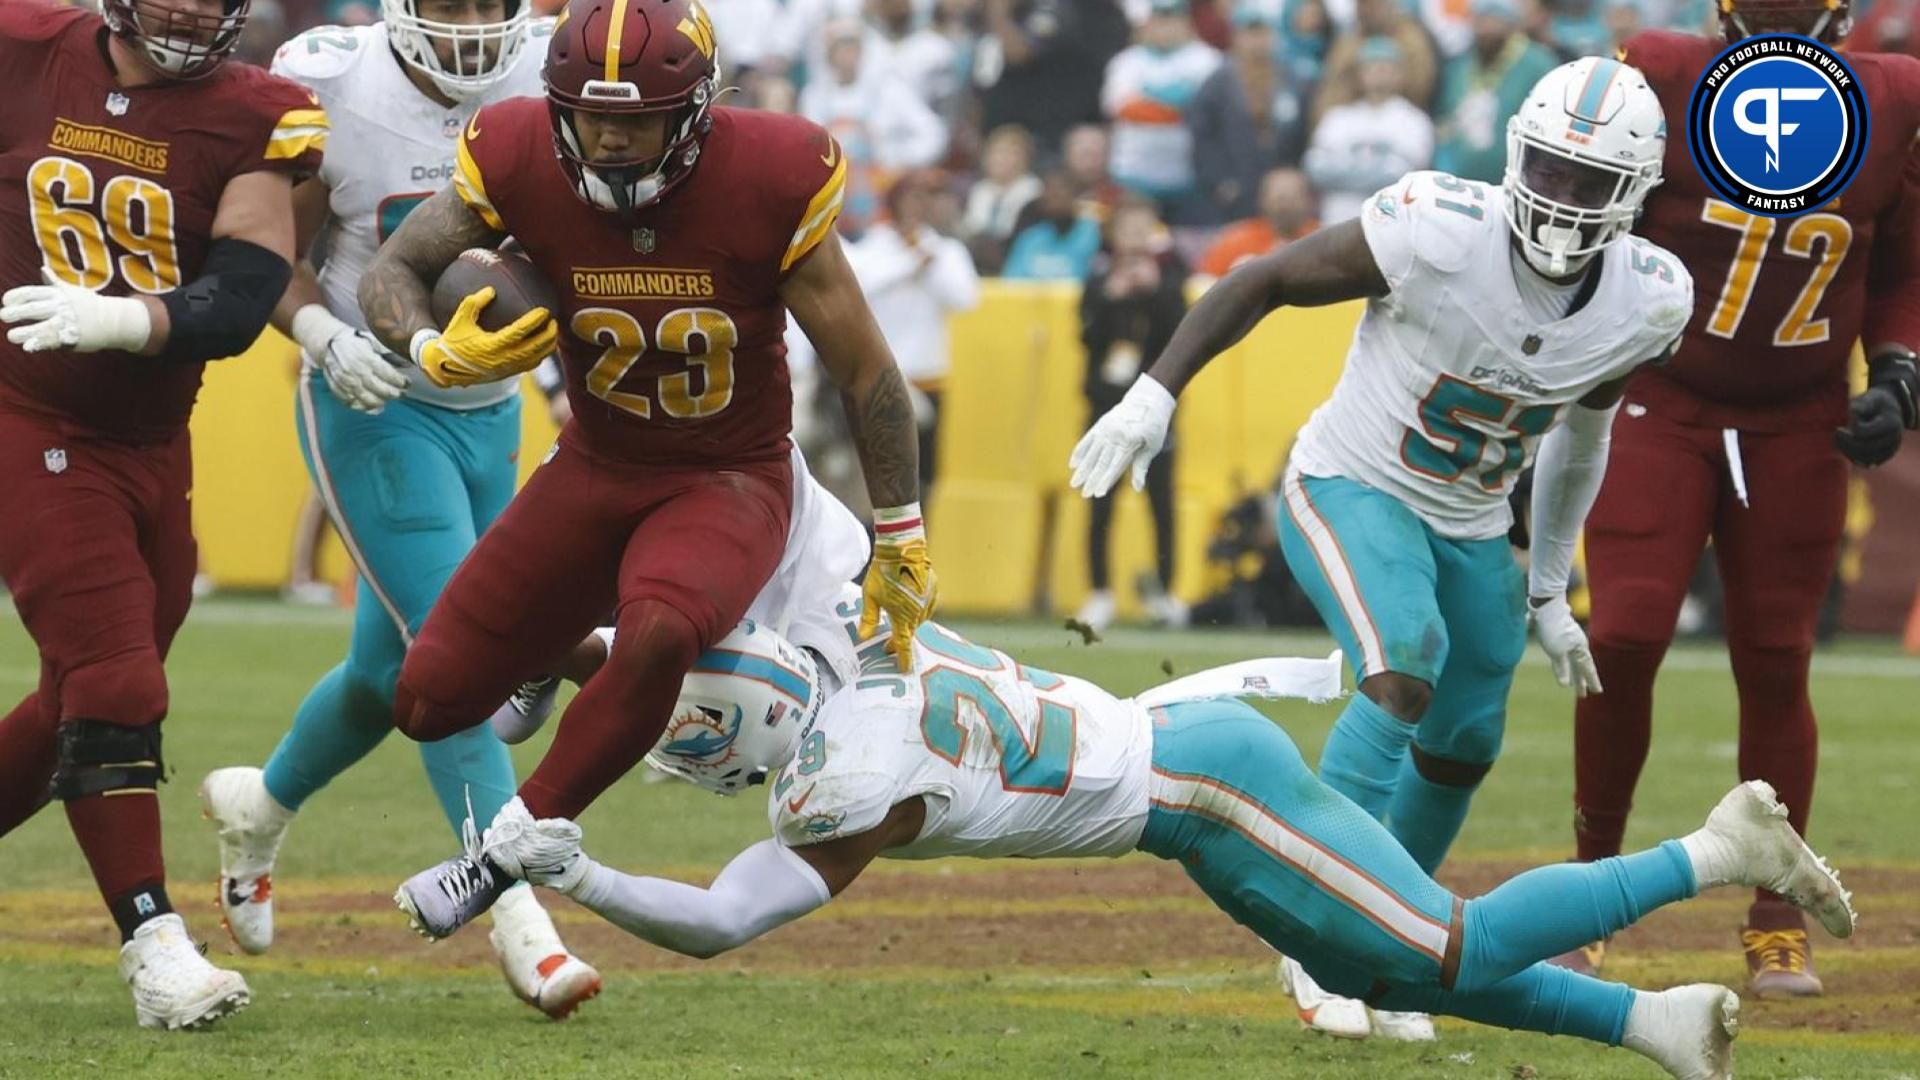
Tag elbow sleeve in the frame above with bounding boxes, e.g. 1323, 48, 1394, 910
158, 238, 292, 363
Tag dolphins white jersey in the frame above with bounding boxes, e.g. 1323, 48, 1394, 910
1288, 170, 1694, 540
272, 21, 552, 410
768, 621, 1153, 860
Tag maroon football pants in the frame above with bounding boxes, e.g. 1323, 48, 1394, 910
0, 408, 196, 910
1576, 404, 1845, 903
394, 436, 792, 820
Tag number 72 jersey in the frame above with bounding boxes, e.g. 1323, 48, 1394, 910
1287, 170, 1693, 541
1623, 30, 1920, 432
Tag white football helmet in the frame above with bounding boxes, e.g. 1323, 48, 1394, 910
643, 621, 825, 795
1505, 56, 1666, 277
383, 0, 529, 101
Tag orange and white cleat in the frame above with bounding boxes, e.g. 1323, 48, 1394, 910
199, 766, 294, 955
490, 883, 602, 1020
1277, 955, 1371, 1039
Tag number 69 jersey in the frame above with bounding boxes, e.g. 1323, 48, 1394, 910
454, 99, 848, 465
767, 623, 1154, 860
1288, 170, 1694, 541
0, 0, 325, 441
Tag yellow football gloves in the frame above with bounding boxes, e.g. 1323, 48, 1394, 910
860, 507, 938, 671
414, 286, 558, 389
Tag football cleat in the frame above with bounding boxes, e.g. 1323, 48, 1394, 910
1687, 781, 1855, 939
1368, 1007, 1435, 1042
119, 914, 251, 1031
1546, 938, 1607, 975
1277, 955, 1371, 1039
396, 851, 511, 941
1621, 983, 1738, 1080
199, 766, 294, 955
490, 885, 602, 1020
490, 676, 560, 745
1743, 901, 1824, 998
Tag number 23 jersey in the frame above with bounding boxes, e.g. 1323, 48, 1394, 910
0, 0, 325, 440
1288, 170, 1694, 541
454, 100, 847, 465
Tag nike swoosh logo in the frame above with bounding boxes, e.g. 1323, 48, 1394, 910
787, 785, 816, 813
1402, 190, 1416, 205
466, 112, 482, 141
820, 138, 838, 169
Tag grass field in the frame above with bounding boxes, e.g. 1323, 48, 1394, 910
2, 599, 1918, 1079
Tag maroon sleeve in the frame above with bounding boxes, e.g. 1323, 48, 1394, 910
1864, 65, 1920, 351
752, 113, 848, 277
224, 65, 328, 180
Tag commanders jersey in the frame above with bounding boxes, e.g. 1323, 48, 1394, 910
453, 101, 847, 465
768, 617, 1153, 861
1625, 31, 1920, 431
0, 0, 325, 440
271, 20, 551, 410
1288, 170, 1694, 540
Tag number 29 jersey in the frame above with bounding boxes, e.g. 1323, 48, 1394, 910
1288, 171, 1694, 541
453, 100, 847, 465
0, 0, 325, 441
767, 622, 1153, 861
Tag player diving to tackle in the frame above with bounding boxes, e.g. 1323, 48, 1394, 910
1069, 57, 1697, 1039
193, 0, 613, 1020
436, 605, 1853, 1080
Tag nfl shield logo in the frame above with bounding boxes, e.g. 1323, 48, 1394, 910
632, 227, 656, 254
1521, 334, 1542, 356
105, 92, 129, 116
443, 114, 463, 139
43, 448, 67, 474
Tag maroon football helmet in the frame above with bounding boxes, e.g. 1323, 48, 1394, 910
103, 0, 252, 80
1718, 0, 1851, 42
543, 0, 721, 216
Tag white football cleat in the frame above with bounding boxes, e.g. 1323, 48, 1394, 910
1684, 780, 1856, 939
119, 914, 251, 1030
489, 884, 602, 1020
1368, 1007, 1435, 1042
1621, 983, 1738, 1080
491, 676, 561, 745
199, 766, 294, 954
1277, 955, 1371, 1039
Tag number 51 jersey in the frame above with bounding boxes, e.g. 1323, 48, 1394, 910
454, 100, 848, 465
0, 0, 325, 441
1288, 170, 1694, 541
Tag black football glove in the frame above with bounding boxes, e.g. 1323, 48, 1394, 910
1835, 348, 1920, 467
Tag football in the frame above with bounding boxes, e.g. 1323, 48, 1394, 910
429, 240, 559, 333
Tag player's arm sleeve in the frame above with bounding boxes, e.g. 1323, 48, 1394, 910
1864, 134, 1920, 350
563, 839, 832, 959
452, 110, 509, 232
255, 87, 329, 178
779, 129, 850, 275
1526, 402, 1615, 599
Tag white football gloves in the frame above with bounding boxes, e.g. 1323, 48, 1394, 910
292, 304, 409, 414
2, 267, 152, 354
481, 796, 591, 895
1531, 594, 1602, 697
1068, 374, 1177, 498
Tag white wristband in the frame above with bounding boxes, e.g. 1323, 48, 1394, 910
409, 327, 441, 366
290, 303, 350, 360
874, 502, 925, 544
98, 295, 154, 353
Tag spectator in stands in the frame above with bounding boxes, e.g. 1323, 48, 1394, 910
1003, 169, 1107, 278
1102, 0, 1223, 218
846, 171, 982, 495
1187, 0, 1309, 225
869, 0, 964, 113
1855, 0, 1920, 54
1062, 123, 1124, 212
1076, 197, 1190, 631
1603, 0, 1638, 51
705, 0, 787, 75
1432, 0, 1558, 183
1303, 36, 1433, 221
1422, 0, 1475, 59
801, 19, 950, 231
1311, 0, 1437, 121
1541, 0, 1611, 58
961, 125, 1045, 271
1281, 0, 1332, 86
978, 0, 1133, 150
1196, 166, 1317, 276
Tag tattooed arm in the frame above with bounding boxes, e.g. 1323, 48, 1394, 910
780, 231, 921, 508
356, 184, 505, 356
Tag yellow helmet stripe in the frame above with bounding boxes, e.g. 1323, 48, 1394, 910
604, 0, 630, 84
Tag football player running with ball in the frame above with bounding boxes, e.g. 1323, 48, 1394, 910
1070, 58, 1695, 1039
360, 0, 936, 937
194, 0, 607, 1020
460, 603, 1853, 1080
0, 0, 321, 1030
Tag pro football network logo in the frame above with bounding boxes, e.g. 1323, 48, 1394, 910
1686, 34, 1868, 216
